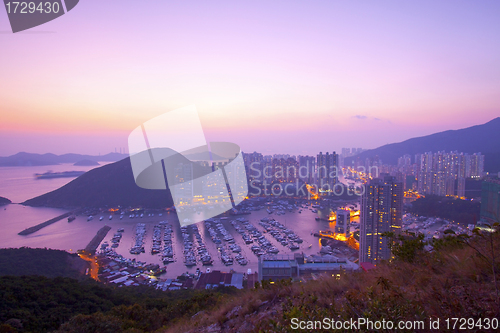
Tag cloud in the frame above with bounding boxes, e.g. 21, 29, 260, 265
352, 115, 368, 120
351, 115, 392, 124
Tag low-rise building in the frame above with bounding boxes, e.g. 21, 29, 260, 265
195, 271, 244, 289
258, 253, 358, 282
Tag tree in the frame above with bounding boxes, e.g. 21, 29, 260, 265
382, 232, 426, 263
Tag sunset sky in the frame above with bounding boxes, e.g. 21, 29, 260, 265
1, 0, 500, 156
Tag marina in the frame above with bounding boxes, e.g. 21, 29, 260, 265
0, 165, 365, 280
85, 199, 360, 278
0, 163, 474, 281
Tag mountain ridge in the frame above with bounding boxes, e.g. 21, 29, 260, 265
0, 152, 128, 167
345, 117, 500, 172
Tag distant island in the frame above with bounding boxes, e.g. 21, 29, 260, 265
0, 196, 11, 206
0, 152, 127, 167
74, 159, 99, 166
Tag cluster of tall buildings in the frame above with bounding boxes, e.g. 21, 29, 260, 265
373, 151, 485, 197
358, 152, 486, 265
242, 151, 340, 190
242, 148, 367, 191
414, 151, 483, 197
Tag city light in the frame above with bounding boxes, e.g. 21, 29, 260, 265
306, 184, 319, 200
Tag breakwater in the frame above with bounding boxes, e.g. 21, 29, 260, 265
18, 211, 77, 235
84, 225, 112, 254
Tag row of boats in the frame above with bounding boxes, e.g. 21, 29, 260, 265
100, 228, 125, 250
86, 211, 164, 222
130, 221, 176, 264
258, 217, 303, 250
181, 224, 213, 267
205, 219, 248, 266
129, 223, 146, 254
160, 221, 175, 264
192, 225, 214, 266
230, 218, 280, 256
151, 224, 163, 254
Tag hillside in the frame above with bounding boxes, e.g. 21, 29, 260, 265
0, 152, 127, 167
0, 247, 88, 279
0, 228, 496, 332
0, 275, 230, 333
164, 229, 500, 332
345, 117, 500, 172
23, 157, 174, 209
0, 196, 11, 206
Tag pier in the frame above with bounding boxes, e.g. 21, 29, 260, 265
83, 225, 112, 255
18, 210, 78, 235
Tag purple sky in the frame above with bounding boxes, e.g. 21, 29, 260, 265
1, 1, 500, 156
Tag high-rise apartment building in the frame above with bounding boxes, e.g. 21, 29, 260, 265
481, 179, 500, 223
457, 177, 466, 198
470, 153, 485, 177
316, 152, 338, 191
243, 151, 263, 182
262, 155, 273, 180
298, 155, 316, 184
359, 175, 403, 265
335, 209, 350, 237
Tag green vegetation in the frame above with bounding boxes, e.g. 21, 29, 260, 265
0, 248, 88, 279
0, 275, 236, 333
408, 195, 480, 225
382, 232, 425, 263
